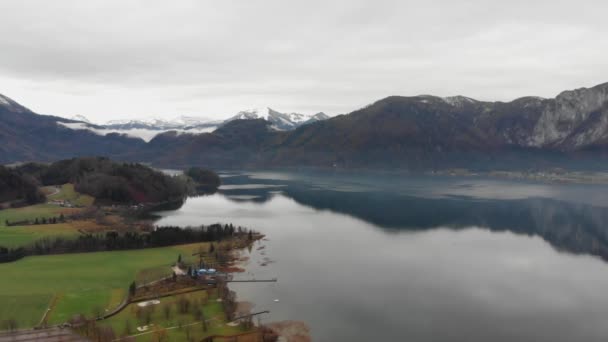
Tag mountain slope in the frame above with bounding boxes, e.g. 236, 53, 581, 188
4, 82, 608, 170
139, 82, 608, 169
60, 108, 327, 141
0, 94, 145, 164
225, 107, 329, 130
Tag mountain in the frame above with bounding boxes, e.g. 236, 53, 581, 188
4, 82, 608, 170
70, 115, 91, 124
60, 108, 329, 141
138, 82, 608, 169
0, 93, 145, 164
225, 107, 329, 130
104, 115, 220, 130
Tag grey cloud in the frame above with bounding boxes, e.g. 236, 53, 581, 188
1, 0, 608, 121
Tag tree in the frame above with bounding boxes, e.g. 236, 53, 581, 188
201, 310, 208, 332
177, 298, 191, 314
97, 326, 116, 342
177, 254, 182, 263
129, 281, 137, 297
1, 318, 18, 332
163, 303, 172, 320
35, 218, 39, 225
184, 325, 191, 340
152, 327, 168, 342
192, 306, 202, 321
59, 213, 65, 222
91, 306, 103, 319
144, 307, 153, 325
123, 319, 133, 335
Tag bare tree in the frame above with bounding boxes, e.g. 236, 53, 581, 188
152, 326, 168, 342
177, 297, 191, 314
201, 310, 208, 333
91, 306, 103, 320
144, 307, 154, 325
185, 325, 192, 341
1, 318, 18, 332
162, 303, 172, 320
123, 319, 133, 335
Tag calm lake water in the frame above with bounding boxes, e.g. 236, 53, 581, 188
155, 171, 608, 341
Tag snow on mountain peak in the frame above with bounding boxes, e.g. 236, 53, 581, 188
0, 94, 10, 106
227, 107, 330, 130
443, 96, 478, 106
0, 93, 30, 113
71, 115, 91, 123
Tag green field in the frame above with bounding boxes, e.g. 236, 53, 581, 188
0, 204, 72, 228
0, 244, 203, 328
46, 184, 95, 207
0, 184, 94, 248
0, 204, 83, 247
0, 223, 82, 248
100, 291, 249, 341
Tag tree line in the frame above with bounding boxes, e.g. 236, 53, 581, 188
13, 157, 199, 204
0, 165, 46, 206
0, 223, 255, 263
4, 213, 66, 227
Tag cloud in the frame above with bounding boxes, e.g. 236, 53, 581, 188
0, 0, 607, 121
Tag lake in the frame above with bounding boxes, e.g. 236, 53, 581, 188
155, 171, 608, 341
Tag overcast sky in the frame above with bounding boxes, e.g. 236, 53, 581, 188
1, 0, 608, 122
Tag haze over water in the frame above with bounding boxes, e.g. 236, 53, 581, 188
155, 171, 608, 341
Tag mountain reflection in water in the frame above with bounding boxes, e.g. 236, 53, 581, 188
155, 171, 608, 342
218, 172, 608, 261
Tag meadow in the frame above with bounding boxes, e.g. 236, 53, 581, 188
0, 184, 96, 247
0, 243, 205, 328
99, 290, 251, 341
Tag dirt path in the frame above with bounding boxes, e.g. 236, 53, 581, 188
46, 186, 61, 198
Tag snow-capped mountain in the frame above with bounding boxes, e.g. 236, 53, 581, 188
226, 107, 329, 130
70, 115, 92, 124
104, 115, 219, 130
0, 93, 29, 113
60, 107, 330, 141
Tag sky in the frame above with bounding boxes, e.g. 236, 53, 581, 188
1, 0, 608, 122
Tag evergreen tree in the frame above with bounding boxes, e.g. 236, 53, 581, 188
129, 281, 137, 296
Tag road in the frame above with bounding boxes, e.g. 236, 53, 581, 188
0, 327, 89, 342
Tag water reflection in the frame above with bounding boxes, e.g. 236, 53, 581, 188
217, 172, 608, 261
155, 171, 608, 341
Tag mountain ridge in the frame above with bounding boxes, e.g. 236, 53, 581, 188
4, 82, 608, 170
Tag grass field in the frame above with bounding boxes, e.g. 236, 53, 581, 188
0, 243, 205, 327
100, 290, 251, 341
0, 204, 79, 228
46, 184, 95, 207
0, 204, 84, 247
0, 184, 96, 248
0, 223, 81, 248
